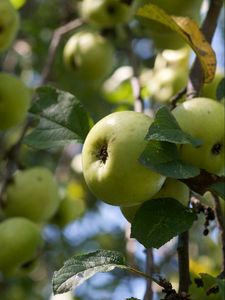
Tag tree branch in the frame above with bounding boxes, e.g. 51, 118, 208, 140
181, 169, 225, 195
213, 194, 225, 278
177, 231, 191, 294
40, 18, 83, 85
187, 0, 223, 99
144, 248, 154, 300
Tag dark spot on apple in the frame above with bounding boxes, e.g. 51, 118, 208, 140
0, 25, 4, 33
97, 143, 108, 164
107, 4, 117, 15
20, 259, 34, 269
211, 142, 222, 155
36, 176, 43, 181
120, 0, 133, 5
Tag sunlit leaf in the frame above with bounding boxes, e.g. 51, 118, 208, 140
137, 4, 216, 83
52, 250, 128, 295
24, 86, 93, 150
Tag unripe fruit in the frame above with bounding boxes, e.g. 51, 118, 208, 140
4, 167, 60, 223
0, 0, 20, 52
137, 0, 203, 49
0, 73, 31, 130
172, 98, 225, 176
63, 30, 115, 81
51, 196, 85, 228
201, 72, 224, 100
82, 111, 166, 206
121, 178, 189, 222
0, 217, 44, 274
81, 0, 135, 28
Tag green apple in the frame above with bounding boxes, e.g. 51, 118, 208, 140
82, 111, 166, 206
0, 217, 44, 274
0, 73, 31, 130
81, 0, 135, 28
172, 98, 225, 176
148, 66, 188, 103
121, 178, 189, 222
0, 0, 20, 52
201, 71, 224, 100
51, 196, 85, 228
137, 0, 203, 49
51, 180, 86, 227
63, 30, 115, 81
4, 167, 60, 223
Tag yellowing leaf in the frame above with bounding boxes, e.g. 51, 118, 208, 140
137, 4, 216, 83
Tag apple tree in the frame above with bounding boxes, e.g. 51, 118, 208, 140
0, 0, 225, 299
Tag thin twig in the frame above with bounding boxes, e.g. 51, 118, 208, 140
177, 231, 191, 294
213, 194, 225, 278
127, 27, 145, 113
40, 18, 83, 85
187, 0, 223, 99
144, 248, 154, 300
170, 87, 187, 109
0, 120, 31, 208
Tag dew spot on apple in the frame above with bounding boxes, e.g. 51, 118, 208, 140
211, 142, 223, 155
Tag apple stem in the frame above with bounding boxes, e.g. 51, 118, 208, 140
187, 0, 223, 99
213, 194, 225, 279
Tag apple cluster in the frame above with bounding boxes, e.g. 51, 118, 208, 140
0, 4, 85, 273
62, 0, 138, 81
82, 98, 224, 222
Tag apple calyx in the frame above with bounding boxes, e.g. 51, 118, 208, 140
97, 143, 108, 164
211, 142, 223, 155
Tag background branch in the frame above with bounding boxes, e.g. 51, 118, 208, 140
213, 194, 225, 278
40, 18, 83, 85
187, 0, 223, 99
144, 248, 154, 300
177, 231, 191, 294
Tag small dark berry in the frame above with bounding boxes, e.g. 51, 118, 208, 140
203, 228, 209, 236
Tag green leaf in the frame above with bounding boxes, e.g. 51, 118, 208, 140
210, 182, 225, 200
200, 273, 225, 297
131, 198, 197, 249
126, 298, 141, 300
139, 140, 200, 179
24, 86, 93, 150
216, 77, 225, 101
146, 106, 202, 147
52, 250, 128, 295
